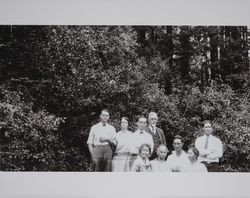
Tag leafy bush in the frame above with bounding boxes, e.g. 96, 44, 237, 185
0, 86, 65, 171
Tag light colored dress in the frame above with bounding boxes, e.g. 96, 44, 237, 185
151, 159, 170, 172
131, 156, 152, 172
111, 130, 133, 172
186, 161, 208, 172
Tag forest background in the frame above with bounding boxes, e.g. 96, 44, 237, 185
0, 26, 249, 171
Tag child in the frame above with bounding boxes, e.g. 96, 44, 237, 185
131, 144, 152, 172
151, 144, 170, 172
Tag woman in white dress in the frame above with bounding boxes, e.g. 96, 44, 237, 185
187, 146, 208, 172
111, 117, 133, 172
151, 144, 170, 172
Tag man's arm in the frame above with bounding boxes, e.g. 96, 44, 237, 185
159, 128, 166, 145
207, 138, 223, 159
88, 144, 94, 159
87, 126, 96, 163
99, 126, 116, 146
195, 137, 210, 157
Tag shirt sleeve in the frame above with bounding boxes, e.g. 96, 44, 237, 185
207, 138, 223, 159
109, 126, 116, 139
195, 137, 206, 156
87, 126, 95, 145
159, 128, 166, 145
216, 138, 223, 158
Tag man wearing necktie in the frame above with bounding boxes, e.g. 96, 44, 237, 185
129, 116, 154, 169
87, 109, 116, 171
195, 120, 223, 172
145, 112, 166, 160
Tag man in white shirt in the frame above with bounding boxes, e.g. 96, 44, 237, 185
195, 120, 223, 172
145, 112, 166, 160
87, 109, 116, 171
166, 135, 189, 172
129, 116, 154, 168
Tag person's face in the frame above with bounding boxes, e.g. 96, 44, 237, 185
148, 114, 158, 126
204, 122, 213, 136
140, 146, 150, 159
100, 111, 109, 123
187, 149, 196, 162
158, 147, 168, 160
137, 118, 147, 130
121, 118, 128, 129
173, 139, 183, 152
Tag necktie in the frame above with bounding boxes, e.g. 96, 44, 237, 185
152, 126, 155, 134
205, 136, 209, 149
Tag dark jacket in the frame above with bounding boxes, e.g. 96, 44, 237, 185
145, 126, 166, 146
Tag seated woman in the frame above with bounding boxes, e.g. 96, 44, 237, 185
187, 146, 208, 172
131, 144, 152, 172
151, 144, 170, 172
112, 117, 133, 172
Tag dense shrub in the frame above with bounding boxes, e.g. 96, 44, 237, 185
0, 86, 64, 171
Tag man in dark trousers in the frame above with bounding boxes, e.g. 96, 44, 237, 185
87, 109, 116, 171
145, 112, 166, 160
195, 120, 223, 172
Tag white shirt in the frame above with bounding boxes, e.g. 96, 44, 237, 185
149, 125, 156, 135
186, 161, 208, 172
130, 130, 154, 155
166, 150, 190, 172
114, 130, 133, 154
87, 122, 116, 146
195, 134, 223, 163
151, 160, 170, 172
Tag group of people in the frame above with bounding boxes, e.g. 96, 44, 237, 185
87, 109, 223, 172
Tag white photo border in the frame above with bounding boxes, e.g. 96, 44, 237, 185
0, 0, 250, 198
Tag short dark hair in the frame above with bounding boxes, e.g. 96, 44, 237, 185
188, 146, 200, 159
174, 135, 184, 143
101, 109, 109, 114
139, 143, 151, 155
203, 120, 212, 126
121, 117, 129, 122
137, 115, 146, 122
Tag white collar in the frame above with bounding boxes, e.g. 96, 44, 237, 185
173, 150, 185, 156
149, 125, 156, 130
99, 122, 109, 127
149, 125, 156, 134
203, 134, 213, 139
135, 129, 146, 134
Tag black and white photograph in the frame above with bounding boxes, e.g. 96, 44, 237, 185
1, 1, 250, 198
0, 25, 249, 173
